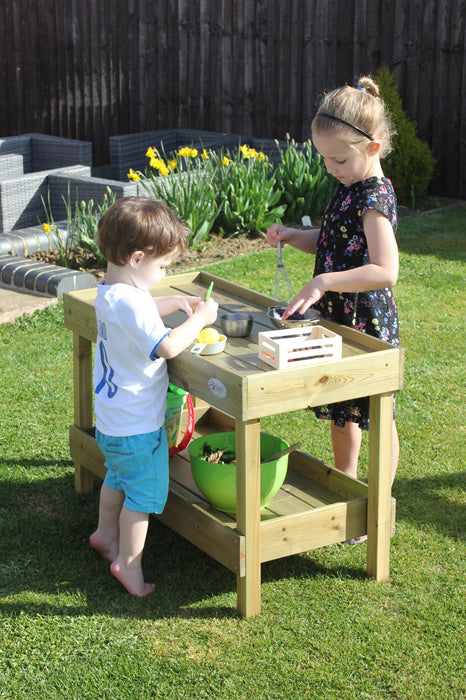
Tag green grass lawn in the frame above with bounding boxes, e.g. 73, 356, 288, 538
0, 207, 464, 699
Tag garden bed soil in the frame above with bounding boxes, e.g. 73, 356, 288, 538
30, 234, 271, 278
28, 195, 465, 279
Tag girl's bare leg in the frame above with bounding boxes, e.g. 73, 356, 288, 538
331, 419, 399, 485
331, 421, 362, 479
89, 484, 125, 562
391, 421, 399, 485
110, 508, 155, 597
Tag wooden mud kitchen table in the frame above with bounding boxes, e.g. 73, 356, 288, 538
64, 271, 404, 618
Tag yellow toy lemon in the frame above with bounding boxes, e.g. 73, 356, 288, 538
199, 327, 220, 344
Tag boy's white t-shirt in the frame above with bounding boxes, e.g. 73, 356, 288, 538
93, 281, 170, 437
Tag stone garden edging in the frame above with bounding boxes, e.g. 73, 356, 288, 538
0, 224, 95, 298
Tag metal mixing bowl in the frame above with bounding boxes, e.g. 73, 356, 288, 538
220, 312, 254, 337
267, 305, 321, 329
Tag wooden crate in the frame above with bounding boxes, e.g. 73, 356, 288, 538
258, 325, 342, 369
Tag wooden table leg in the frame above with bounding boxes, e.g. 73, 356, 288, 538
235, 419, 262, 617
367, 392, 393, 581
72, 332, 94, 494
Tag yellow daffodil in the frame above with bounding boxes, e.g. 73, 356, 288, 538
222, 156, 230, 166
146, 147, 157, 159
239, 145, 267, 161
42, 223, 52, 233
177, 146, 199, 158
201, 149, 209, 159
148, 157, 170, 176
127, 168, 141, 181
177, 147, 191, 157
168, 160, 176, 170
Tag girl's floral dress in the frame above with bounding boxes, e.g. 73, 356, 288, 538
312, 176, 399, 430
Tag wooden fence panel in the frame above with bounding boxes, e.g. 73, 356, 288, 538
0, 0, 465, 198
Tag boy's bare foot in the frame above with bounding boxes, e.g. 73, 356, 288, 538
110, 561, 156, 597
89, 532, 118, 562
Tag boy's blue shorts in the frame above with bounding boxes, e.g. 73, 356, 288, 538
96, 428, 169, 514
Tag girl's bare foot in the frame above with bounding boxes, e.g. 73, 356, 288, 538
89, 532, 118, 562
110, 560, 156, 597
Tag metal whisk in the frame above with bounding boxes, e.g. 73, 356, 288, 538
271, 240, 294, 303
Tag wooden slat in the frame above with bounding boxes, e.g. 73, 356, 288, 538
288, 451, 369, 500
367, 393, 394, 581
260, 499, 368, 562
234, 419, 262, 617
167, 480, 237, 530
156, 486, 245, 576
71, 333, 95, 493
69, 424, 106, 491
63, 289, 98, 340
245, 348, 403, 419
280, 476, 344, 509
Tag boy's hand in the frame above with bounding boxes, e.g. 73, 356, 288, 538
156, 298, 219, 359
177, 295, 202, 317
194, 298, 218, 325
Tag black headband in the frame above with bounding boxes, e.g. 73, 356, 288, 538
318, 112, 374, 141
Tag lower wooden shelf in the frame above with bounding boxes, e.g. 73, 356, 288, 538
69, 405, 395, 580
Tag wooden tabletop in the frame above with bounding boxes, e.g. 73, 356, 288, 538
63, 270, 404, 421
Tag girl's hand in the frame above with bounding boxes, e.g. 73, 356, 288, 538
283, 277, 325, 318
267, 224, 319, 255
267, 224, 290, 248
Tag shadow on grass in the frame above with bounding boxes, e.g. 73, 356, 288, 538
1, 459, 464, 621
393, 471, 465, 541
1, 458, 367, 620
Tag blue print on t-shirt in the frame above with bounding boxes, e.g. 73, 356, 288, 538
97, 320, 107, 340
95, 341, 118, 398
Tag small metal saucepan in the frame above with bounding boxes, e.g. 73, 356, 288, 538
267, 305, 321, 329
220, 312, 254, 337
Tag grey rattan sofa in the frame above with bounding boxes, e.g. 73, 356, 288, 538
0, 134, 92, 174
0, 134, 141, 232
0, 134, 94, 232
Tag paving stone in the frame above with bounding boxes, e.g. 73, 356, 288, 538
0, 287, 57, 324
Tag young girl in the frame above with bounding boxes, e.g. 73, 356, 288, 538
90, 197, 218, 596
267, 76, 399, 498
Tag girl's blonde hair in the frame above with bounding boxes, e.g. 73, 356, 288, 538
98, 197, 189, 266
312, 76, 395, 157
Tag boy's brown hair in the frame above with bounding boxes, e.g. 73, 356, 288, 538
97, 197, 189, 266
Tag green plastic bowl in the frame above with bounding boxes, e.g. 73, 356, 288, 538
188, 431, 289, 513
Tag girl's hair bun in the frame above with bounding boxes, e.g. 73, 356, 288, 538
357, 76, 380, 99
312, 74, 395, 157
